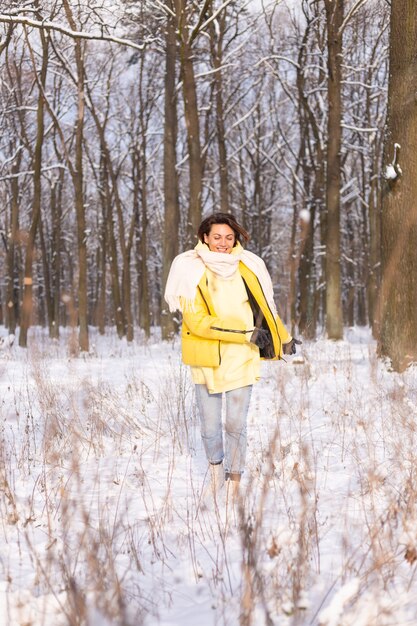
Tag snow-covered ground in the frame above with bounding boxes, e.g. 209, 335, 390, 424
1, 326, 417, 626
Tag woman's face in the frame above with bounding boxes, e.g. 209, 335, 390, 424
204, 223, 236, 253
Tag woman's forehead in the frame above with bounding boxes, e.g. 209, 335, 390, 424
209, 223, 235, 235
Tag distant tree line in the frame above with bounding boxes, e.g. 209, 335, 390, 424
2, 0, 413, 370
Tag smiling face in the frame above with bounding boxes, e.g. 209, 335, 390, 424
204, 223, 236, 253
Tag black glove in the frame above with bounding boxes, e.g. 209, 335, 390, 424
250, 327, 271, 350
283, 337, 302, 355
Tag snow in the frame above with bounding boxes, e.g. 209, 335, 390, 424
1, 325, 417, 625
383, 164, 397, 180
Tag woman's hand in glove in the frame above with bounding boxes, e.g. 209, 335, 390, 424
283, 337, 302, 355
250, 327, 271, 349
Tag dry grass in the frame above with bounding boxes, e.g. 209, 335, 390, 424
1, 329, 417, 625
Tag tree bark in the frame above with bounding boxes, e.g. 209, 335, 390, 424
180, 37, 203, 243
39, 212, 54, 334
209, 10, 230, 214
50, 172, 63, 339
295, 9, 325, 339
5, 149, 21, 334
379, 2, 417, 371
324, 0, 344, 340
174, 0, 211, 244
73, 50, 88, 352
19, 29, 49, 347
63, 0, 89, 351
161, 9, 180, 340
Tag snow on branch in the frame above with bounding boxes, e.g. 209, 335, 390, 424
340, 0, 369, 35
0, 14, 146, 51
341, 123, 378, 133
255, 55, 301, 70
191, 0, 235, 42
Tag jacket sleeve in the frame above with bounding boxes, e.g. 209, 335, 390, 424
182, 295, 253, 344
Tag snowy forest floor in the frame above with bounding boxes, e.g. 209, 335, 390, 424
1, 326, 417, 626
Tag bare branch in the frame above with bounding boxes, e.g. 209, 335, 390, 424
340, 0, 369, 34
190, 0, 235, 43
189, 0, 212, 44
147, 0, 176, 18
0, 14, 146, 50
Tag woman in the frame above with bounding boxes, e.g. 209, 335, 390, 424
164, 213, 300, 499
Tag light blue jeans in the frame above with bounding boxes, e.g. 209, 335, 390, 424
194, 384, 253, 475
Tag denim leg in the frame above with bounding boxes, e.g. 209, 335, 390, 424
194, 384, 224, 464
224, 385, 252, 474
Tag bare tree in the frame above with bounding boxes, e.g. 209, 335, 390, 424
19, 24, 49, 347
323, 0, 344, 340
161, 4, 180, 340
379, 1, 417, 371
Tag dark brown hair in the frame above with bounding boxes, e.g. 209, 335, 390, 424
197, 213, 250, 246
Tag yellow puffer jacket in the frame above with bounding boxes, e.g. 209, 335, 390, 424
181, 261, 291, 367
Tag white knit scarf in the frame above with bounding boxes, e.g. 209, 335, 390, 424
164, 240, 278, 317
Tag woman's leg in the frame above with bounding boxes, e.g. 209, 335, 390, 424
224, 385, 252, 476
194, 384, 224, 464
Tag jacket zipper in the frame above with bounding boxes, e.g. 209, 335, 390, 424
197, 285, 222, 365
210, 326, 250, 334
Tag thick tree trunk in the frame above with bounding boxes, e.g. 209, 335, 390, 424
209, 11, 230, 214
379, 3, 417, 371
324, 0, 344, 340
174, 0, 210, 245
180, 39, 203, 243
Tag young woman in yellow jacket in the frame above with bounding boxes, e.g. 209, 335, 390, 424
164, 213, 300, 499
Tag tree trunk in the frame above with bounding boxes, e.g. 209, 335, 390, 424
209, 10, 230, 214
367, 172, 381, 336
345, 208, 355, 327
174, 0, 210, 244
107, 204, 124, 339
39, 213, 54, 335
6, 149, 21, 334
50, 173, 63, 339
19, 30, 49, 347
298, 205, 317, 339
95, 160, 109, 335
288, 178, 298, 334
180, 38, 203, 243
324, 0, 344, 340
84, 66, 127, 340
379, 2, 417, 371
63, 0, 89, 351
74, 58, 88, 352
295, 12, 325, 339
161, 10, 180, 340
